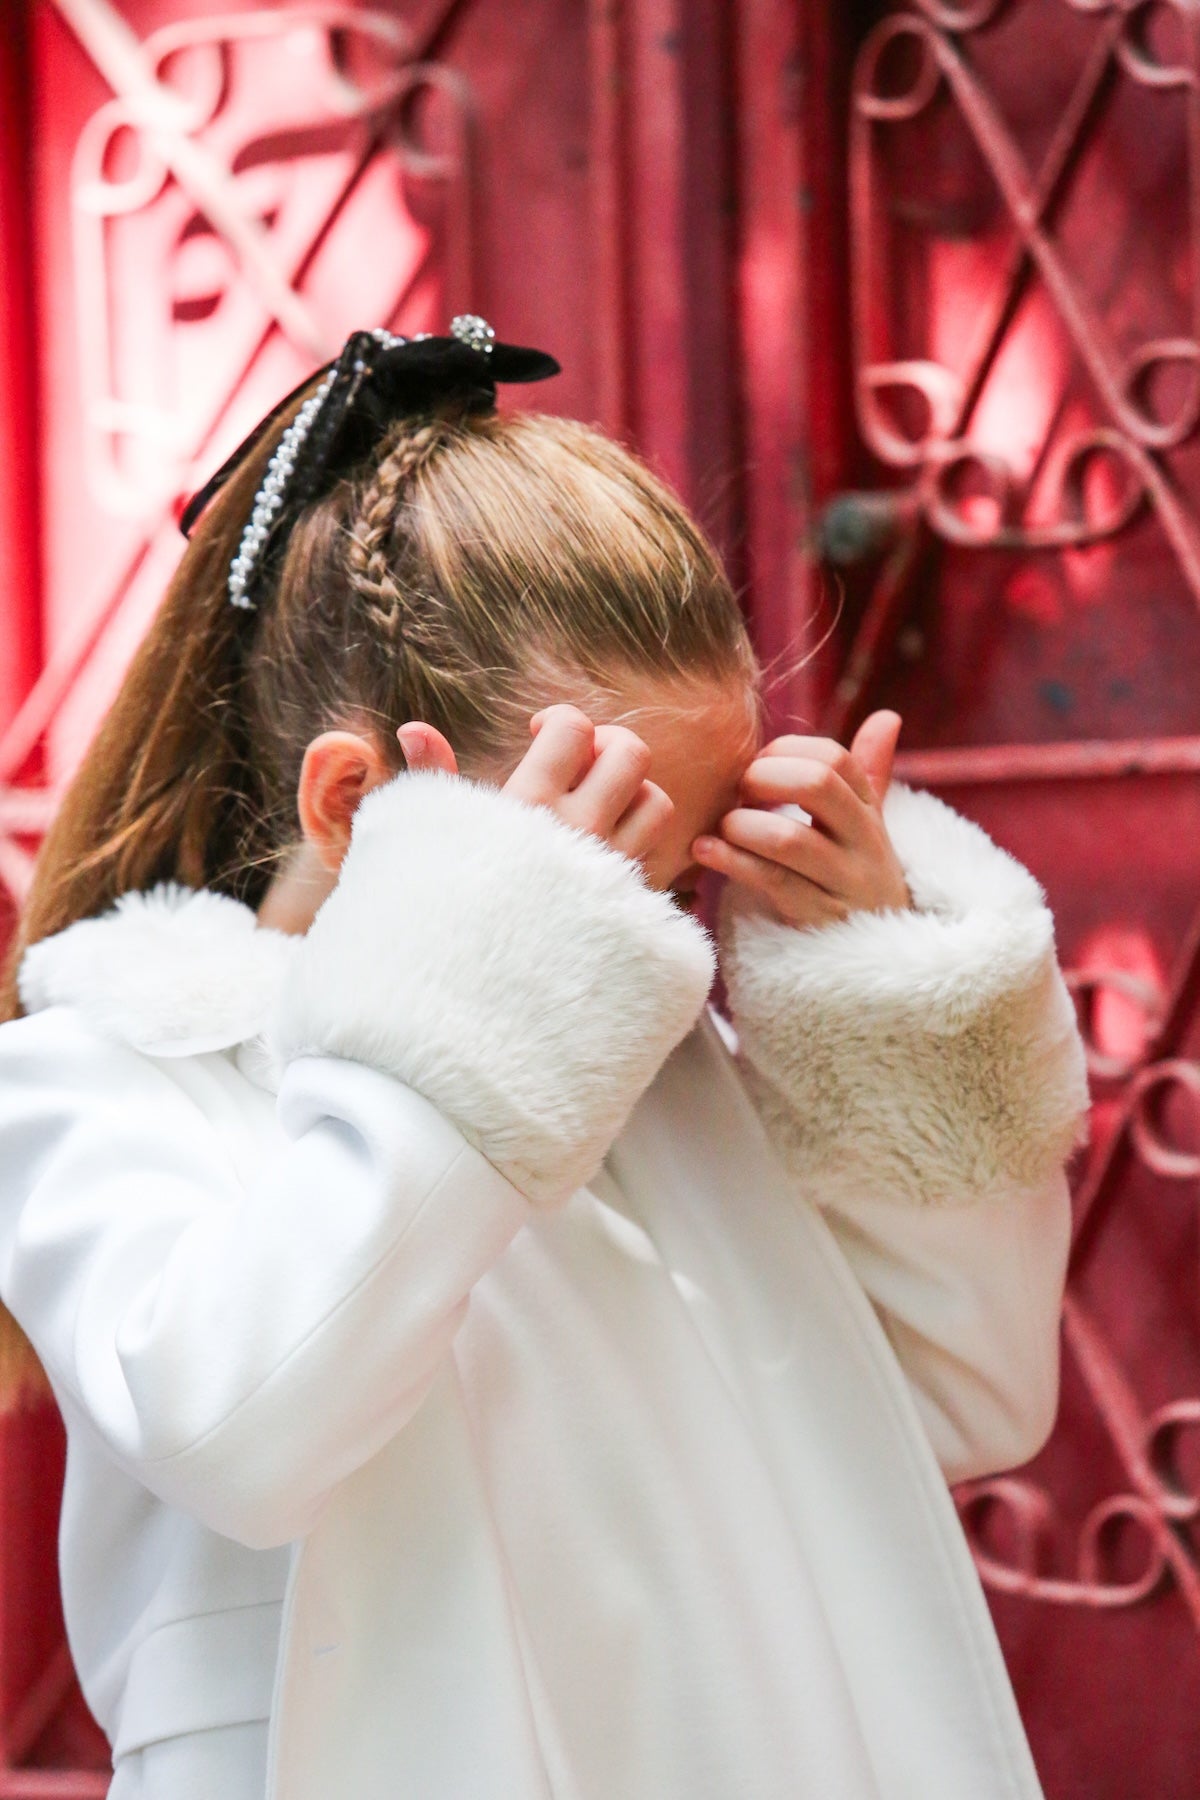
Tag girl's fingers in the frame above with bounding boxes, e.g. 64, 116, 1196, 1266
737, 759, 866, 844
506, 711, 667, 866
608, 780, 675, 863
692, 833, 845, 926
704, 716, 910, 925
716, 807, 842, 892
397, 722, 459, 776
848, 710, 902, 802
751, 736, 876, 808
506, 705, 596, 805
564, 725, 653, 834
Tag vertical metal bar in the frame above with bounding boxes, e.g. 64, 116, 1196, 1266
731, 0, 843, 731
588, 0, 630, 439
677, 0, 741, 562
589, 0, 738, 550
623, 0, 691, 500
0, 4, 42, 753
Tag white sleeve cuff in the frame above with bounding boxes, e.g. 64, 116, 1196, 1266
720, 783, 1089, 1209
270, 772, 715, 1207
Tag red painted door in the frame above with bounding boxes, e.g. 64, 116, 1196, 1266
2, 2, 1193, 1796
825, 5, 1200, 1797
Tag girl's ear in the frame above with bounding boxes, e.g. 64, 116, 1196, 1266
297, 731, 393, 872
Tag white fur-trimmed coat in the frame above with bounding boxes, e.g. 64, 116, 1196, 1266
0, 773, 1087, 1800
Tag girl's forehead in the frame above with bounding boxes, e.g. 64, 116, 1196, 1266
607, 672, 763, 762
586, 674, 762, 837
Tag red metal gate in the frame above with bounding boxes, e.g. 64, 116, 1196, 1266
1, 2, 1196, 1794
828, 5, 1200, 1795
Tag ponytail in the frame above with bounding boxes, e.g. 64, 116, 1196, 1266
0, 387, 320, 1400
0, 388, 325, 1020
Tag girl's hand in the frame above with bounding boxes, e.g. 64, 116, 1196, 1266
691, 710, 911, 930
398, 705, 675, 866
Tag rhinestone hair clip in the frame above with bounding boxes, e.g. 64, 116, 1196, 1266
226, 315, 499, 610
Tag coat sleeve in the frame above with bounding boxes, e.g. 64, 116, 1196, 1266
0, 774, 714, 1549
719, 783, 1090, 1484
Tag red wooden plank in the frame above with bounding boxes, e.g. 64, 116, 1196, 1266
0, 1777, 108, 1798
896, 736, 1200, 786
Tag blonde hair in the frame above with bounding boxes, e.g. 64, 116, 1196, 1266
0, 391, 756, 1398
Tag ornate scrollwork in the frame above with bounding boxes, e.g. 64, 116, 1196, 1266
849, 1, 1200, 1632
850, 1, 1200, 594
0, 1, 476, 907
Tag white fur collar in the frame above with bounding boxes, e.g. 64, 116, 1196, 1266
18, 885, 298, 1058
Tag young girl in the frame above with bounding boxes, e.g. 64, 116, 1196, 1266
0, 321, 1086, 1800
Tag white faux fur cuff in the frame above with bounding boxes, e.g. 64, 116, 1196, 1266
18, 885, 299, 1058
720, 784, 1089, 1209
271, 773, 715, 1207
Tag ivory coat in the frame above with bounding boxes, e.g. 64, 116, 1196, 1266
0, 772, 1088, 1800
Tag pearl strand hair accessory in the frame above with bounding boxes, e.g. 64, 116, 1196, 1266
179, 316, 559, 610
228, 327, 414, 610
227, 365, 335, 610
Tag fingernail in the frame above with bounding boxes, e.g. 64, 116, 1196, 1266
693, 837, 718, 857
397, 724, 426, 764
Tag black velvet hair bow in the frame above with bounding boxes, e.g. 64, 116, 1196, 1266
179, 322, 560, 608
